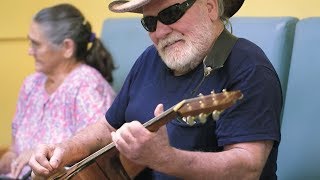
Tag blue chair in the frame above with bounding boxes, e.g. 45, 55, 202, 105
229, 17, 298, 102
100, 18, 152, 92
277, 17, 320, 180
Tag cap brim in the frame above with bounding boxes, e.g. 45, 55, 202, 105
109, 0, 244, 18
109, 0, 149, 13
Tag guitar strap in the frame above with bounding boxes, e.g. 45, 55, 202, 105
190, 28, 238, 96
204, 28, 238, 71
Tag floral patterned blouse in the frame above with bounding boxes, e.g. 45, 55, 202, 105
10, 64, 115, 177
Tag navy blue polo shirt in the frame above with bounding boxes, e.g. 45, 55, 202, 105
105, 30, 282, 180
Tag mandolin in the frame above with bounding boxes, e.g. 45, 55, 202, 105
48, 90, 243, 179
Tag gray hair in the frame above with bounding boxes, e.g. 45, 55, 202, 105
217, 0, 232, 30
218, 0, 225, 19
33, 3, 115, 83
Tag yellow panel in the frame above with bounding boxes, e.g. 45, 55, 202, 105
0, 0, 139, 39
236, 0, 320, 18
0, 40, 33, 146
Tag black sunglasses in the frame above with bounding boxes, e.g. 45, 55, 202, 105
141, 0, 196, 32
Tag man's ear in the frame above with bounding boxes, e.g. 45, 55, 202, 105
62, 38, 75, 58
206, 0, 219, 21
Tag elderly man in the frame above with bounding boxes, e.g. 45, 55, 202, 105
29, 0, 282, 179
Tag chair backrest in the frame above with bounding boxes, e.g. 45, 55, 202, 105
277, 17, 320, 180
100, 18, 152, 92
229, 17, 298, 101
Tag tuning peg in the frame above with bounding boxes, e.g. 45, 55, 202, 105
198, 113, 207, 124
222, 89, 227, 93
186, 116, 196, 126
239, 93, 244, 100
210, 90, 215, 94
198, 93, 204, 97
212, 110, 221, 121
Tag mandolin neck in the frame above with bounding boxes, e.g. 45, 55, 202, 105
143, 106, 178, 132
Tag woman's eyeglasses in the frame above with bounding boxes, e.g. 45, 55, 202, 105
141, 0, 196, 32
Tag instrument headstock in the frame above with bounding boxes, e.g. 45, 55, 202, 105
174, 89, 243, 125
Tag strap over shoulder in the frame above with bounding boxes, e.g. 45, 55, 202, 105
204, 29, 238, 70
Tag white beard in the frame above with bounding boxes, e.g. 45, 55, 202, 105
156, 22, 213, 75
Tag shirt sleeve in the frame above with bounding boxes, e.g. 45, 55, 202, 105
105, 70, 133, 129
11, 74, 40, 153
216, 64, 282, 147
74, 81, 115, 131
105, 52, 146, 129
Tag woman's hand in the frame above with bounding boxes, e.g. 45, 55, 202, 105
10, 149, 33, 178
0, 150, 16, 174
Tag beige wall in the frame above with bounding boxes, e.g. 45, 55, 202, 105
0, 0, 319, 147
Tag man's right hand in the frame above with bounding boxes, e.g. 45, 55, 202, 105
29, 144, 66, 178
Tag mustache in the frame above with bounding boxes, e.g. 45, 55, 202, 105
158, 33, 184, 49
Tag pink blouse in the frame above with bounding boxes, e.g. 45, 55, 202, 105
12, 64, 115, 156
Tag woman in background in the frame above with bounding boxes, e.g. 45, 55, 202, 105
0, 3, 115, 179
